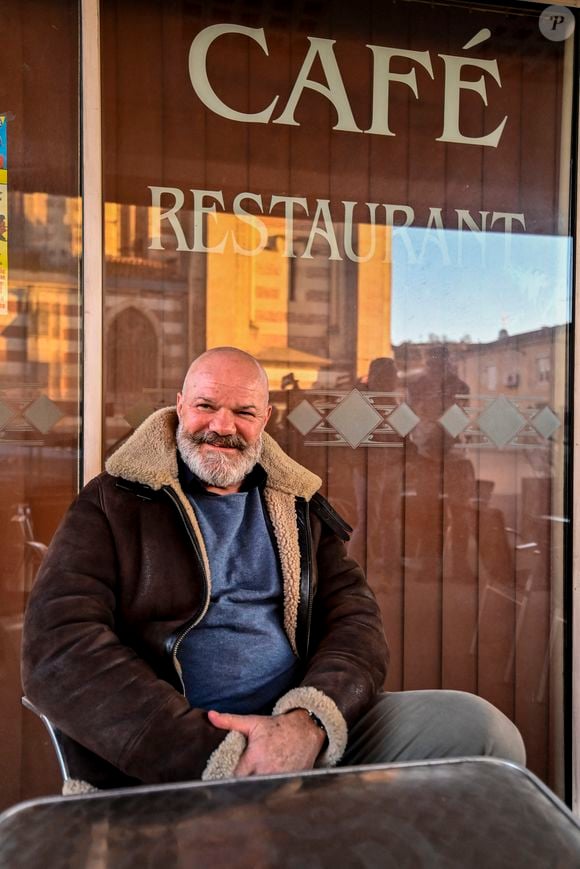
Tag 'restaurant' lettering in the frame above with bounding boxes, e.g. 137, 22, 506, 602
148, 185, 526, 265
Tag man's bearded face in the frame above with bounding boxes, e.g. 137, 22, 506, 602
176, 423, 263, 489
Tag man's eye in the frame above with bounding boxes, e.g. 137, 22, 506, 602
238, 411, 255, 417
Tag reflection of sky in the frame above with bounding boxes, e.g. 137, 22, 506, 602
391, 229, 573, 345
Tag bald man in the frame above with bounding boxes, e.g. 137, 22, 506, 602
23, 347, 524, 792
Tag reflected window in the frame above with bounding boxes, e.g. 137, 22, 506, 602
485, 365, 497, 391
537, 356, 551, 383
106, 307, 159, 402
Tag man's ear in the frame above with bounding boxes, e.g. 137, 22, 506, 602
176, 392, 183, 418
264, 404, 272, 425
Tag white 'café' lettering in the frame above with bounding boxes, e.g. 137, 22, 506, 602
188, 24, 507, 148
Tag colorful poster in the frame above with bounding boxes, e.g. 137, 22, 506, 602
0, 114, 7, 315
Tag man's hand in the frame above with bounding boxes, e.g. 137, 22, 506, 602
208, 708, 326, 777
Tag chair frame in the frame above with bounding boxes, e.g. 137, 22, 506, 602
21, 696, 71, 783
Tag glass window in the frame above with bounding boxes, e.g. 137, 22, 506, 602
101, 0, 575, 796
0, 0, 81, 809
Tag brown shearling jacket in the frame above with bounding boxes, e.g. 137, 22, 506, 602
22, 408, 388, 788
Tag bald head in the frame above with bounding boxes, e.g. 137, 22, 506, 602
181, 347, 269, 401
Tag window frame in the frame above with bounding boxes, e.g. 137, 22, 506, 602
79, 0, 580, 810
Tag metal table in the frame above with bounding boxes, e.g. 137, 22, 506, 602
1, 758, 579, 868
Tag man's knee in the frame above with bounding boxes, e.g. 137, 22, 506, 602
348, 690, 526, 766
423, 690, 526, 765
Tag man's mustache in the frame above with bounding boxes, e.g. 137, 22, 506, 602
186, 431, 248, 451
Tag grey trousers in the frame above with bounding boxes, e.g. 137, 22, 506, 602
341, 690, 526, 767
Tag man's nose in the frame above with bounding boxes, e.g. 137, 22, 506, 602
208, 408, 236, 435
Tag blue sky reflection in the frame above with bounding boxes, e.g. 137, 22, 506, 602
391, 229, 572, 344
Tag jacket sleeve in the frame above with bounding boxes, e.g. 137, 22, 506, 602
21, 478, 225, 785
273, 507, 389, 765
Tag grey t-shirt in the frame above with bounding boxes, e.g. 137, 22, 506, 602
177, 486, 299, 714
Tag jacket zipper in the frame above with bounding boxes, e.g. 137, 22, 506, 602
296, 499, 314, 660
162, 485, 210, 692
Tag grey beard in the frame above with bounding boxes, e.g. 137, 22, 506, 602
176, 422, 263, 489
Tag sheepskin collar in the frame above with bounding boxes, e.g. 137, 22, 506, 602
105, 406, 322, 500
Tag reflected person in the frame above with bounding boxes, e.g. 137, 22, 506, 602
406, 345, 474, 579
349, 357, 402, 577
23, 347, 525, 790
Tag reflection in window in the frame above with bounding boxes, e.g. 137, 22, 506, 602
106, 307, 159, 403
106, 208, 569, 791
0, 0, 81, 804
537, 356, 551, 383
485, 365, 497, 391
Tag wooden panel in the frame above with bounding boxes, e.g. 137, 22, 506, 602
247, 24, 291, 197
519, 44, 561, 234
441, 455, 478, 694
515, 475, 553, 780
105, 1, 165, 206
367, 446, 405, 691
476, 459, 518, 720
400, 2, 448, 691
0, 0, 78, 196
163, 4, 207, 194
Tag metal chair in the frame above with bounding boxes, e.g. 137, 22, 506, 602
21, 697, 97, 794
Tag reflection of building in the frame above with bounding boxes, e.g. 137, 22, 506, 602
205, 213, 392, 389
457, 326, 564, 405
1, 193, 565, 456
395, 326, 563, 420
0, 197, 567, 793
393, 328, 565, 544
0, 193, 81, 441
3, 193, 81, 394
1, 197, 394, 445
457, 326, 566, 539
